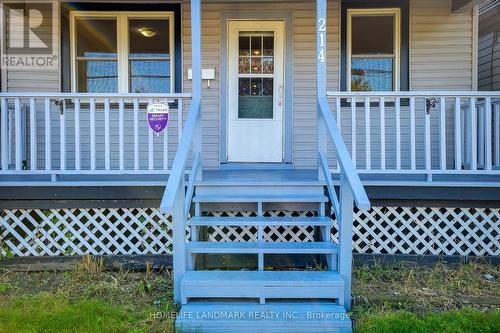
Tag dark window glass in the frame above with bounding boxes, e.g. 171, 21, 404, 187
129, 18, 171, 93
351, 14, 395, 91
75, 18, 117, 92
351, 15, 394, 55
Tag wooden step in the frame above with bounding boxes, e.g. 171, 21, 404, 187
193, 194, 329, 203
188, 216, 333, 227
186, 241, 338, 254
177, 302, 352, 333
181, 271, 344, 305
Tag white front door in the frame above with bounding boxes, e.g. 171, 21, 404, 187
227, 21, 285, 162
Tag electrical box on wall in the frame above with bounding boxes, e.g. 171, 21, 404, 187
188, 68, 216, 88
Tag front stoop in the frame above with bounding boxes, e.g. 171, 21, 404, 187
176, 302, 352, 333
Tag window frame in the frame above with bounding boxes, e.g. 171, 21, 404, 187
70, 11, 175, 93
346, 8, 401, 92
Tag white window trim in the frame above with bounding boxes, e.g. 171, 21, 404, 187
70, 11, 175, 93
347, 8, 401, 92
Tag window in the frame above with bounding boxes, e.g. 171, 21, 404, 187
71, 12, 174, 93
347, 9, 400, 91
238, 32, 275, 119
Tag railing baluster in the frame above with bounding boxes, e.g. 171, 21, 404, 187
44, 98, 52, 172
351, 97, 356, 167
495, 103, 500, 167
104, 98, 110, 171
178, 99, 183, 148
133, 99, 139, 170
163, 99, 170, 171
119, 98, 125, 171
74, 99, 81, 171
425, 98, 431, 173
29, 98, 37, 171
485, 97, 492, 171
478, 104, 485, 168
440, 97, 446, 170
365, 97, 371, 170
336, 97, 341, 170
410, 97, 416, 170
471, 97, 477, 170
14, 98, 22, 171
454, 97, 462, 170
0, 98, 7, 171
60, 100, 66, 171
380, 97, 385, 170
90, 98, 96, 171
148, 98, 154, 170
395, 97, 401, 170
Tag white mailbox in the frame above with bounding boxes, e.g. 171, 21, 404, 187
188, 68, 216, 88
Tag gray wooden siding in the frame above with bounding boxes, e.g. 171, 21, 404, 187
410, 0, 473, 90
182, 0, 340, 169
3, 0, 475, 172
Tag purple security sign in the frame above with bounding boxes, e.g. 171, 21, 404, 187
147, 102, 169, 135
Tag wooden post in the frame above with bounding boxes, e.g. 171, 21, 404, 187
316, 0, 327, 180
338, 171, 354, 310
191, 0, 202, 182
191, 0, 202, 101
172, 187, 186, 304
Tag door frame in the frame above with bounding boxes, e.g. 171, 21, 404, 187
220, 11, 294, 167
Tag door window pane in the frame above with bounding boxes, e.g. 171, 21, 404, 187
129, 18, 171, 93
239, 36, 250, 56
237, 32, 275, 119
238, 78, 273, 119
350, 14, 396, 91
75, 17, 118, 92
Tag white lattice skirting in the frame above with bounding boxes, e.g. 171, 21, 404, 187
0, 207, 498, 257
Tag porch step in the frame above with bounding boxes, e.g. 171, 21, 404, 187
176, 301, 351, 333
193, 194, 329, 203
181, 271, 344, 304
188, 216, 332, 227
186, 241, 338, 254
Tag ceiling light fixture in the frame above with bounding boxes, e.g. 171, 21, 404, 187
139, 28, 157, 38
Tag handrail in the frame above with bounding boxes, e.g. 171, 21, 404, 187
327, 91, 500, 98
184, 151, 201, 216
160, 98, 201, 214
0, 92, 192, 99
319, 151, 340, 217
318, 96, 371, 211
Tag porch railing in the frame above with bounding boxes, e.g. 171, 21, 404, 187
326, 91, 500, 180
0, 93, 192, 180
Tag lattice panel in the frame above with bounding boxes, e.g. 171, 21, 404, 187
205, 211, 316, 243
346, 207, 500, 256
1, 207, 498, 257
0, 208, 173, 256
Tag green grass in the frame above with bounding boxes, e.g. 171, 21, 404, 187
0, 293, 140, 333
354, 309, 500, 333
0, 258, 498, 332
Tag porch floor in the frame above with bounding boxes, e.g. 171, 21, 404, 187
0, 169, 499, 187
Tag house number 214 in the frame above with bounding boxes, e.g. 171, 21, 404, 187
317, 18, 326, 63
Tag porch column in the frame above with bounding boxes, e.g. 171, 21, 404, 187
316, 0, 327, 99
316, 0, 328, 181
191, 0, 202, 100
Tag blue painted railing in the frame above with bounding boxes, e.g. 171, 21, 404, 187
160, 98, 201, 303
317, 96, 371, 310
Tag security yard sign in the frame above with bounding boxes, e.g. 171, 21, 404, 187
147, 102, 170, 136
